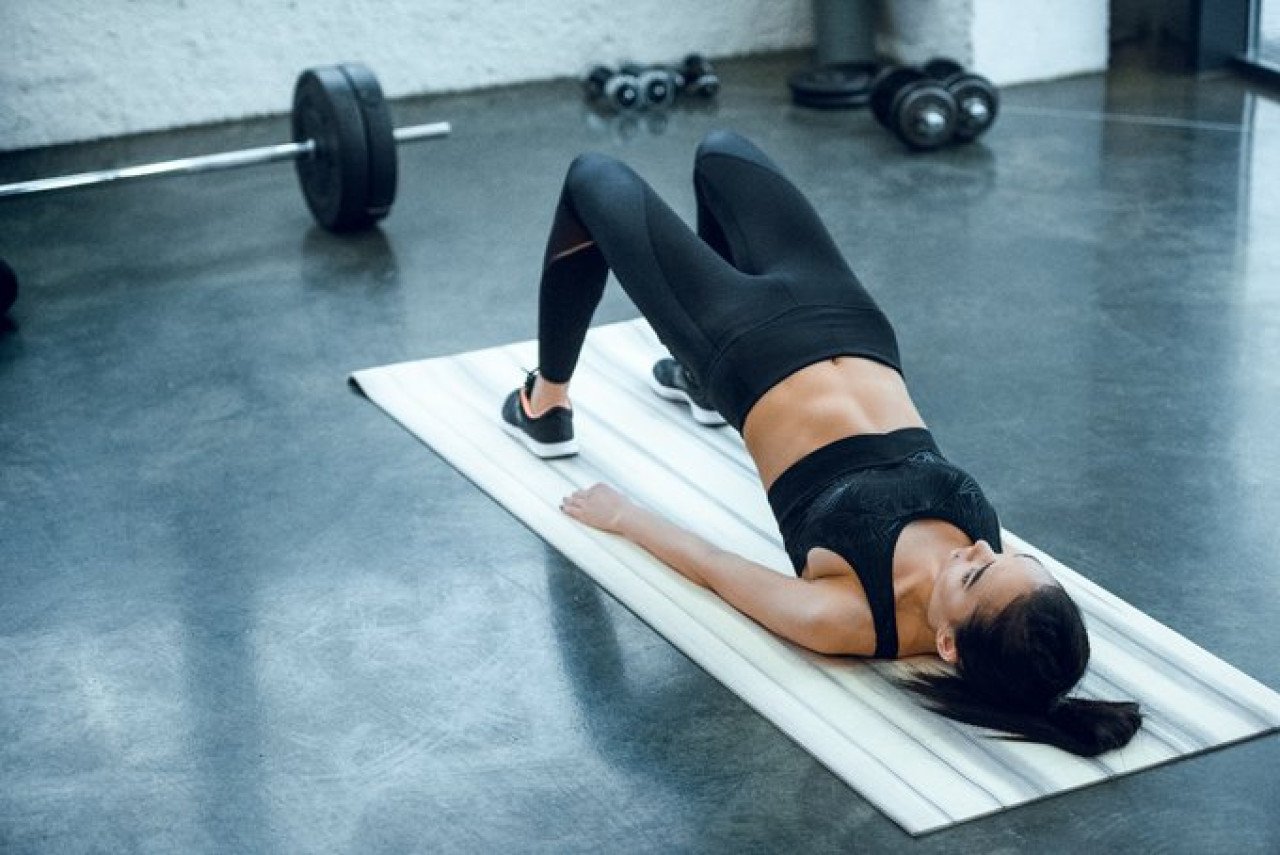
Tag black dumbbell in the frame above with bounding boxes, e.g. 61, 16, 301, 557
1, 258, 17, 317
923, 58, 999, 142
584, 65, 642, 111
620, 63, 679, 109
869, 67, 958, 151
677, 54, 720, 98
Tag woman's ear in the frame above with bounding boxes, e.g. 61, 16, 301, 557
936, 626, 958, 664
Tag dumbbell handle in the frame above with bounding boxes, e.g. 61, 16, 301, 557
0, 121, 452, 199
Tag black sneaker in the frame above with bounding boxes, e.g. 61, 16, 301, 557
501, 371, 579, 458
649, 358, 726, 426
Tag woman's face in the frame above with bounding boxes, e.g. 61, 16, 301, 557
928, 540, 1055, 660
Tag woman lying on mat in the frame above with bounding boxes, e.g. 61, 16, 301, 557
501, 130, 1142, 757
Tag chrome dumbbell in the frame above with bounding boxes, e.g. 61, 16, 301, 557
922, 57, 1000, 143
584, 65, 642, 111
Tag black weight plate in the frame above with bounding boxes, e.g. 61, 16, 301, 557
894, 84, 956, 151
0, 258, 16, 316
923, 57, 966, 83
789, 62, 879, 109
949, 77, 1000, 141
338, 62, 397, 222
869, 67, 922, 125
292, 66, 372, 232
793, 89, 870, 110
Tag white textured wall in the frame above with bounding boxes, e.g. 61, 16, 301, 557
877, 1, 974, 67
0, 0, 1111, 152
972, 0, 1109, 85
0, 0, 814, 151
877, 0, 1108, 86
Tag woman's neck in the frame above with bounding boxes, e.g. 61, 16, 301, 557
893, 519, 973, 655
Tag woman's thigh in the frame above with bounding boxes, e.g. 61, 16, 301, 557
563, 152, 787, 375
693, 130, 852, 278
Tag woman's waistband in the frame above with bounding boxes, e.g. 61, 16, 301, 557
766, 428, 940, 525
702, 304, 902, 431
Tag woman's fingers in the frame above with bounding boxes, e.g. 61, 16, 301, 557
560, 483, 626, 531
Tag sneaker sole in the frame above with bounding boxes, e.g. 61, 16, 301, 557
501, 419, 580, 459
647, 372, 726, 426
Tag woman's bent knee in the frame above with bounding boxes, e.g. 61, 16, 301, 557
695, 129, 781, 177
562, 152, 648, 228
698, 129, 769, 162
566, 152, 639, 197
697, 129, 746, 157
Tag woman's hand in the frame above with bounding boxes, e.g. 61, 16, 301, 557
560, 483, 632, 534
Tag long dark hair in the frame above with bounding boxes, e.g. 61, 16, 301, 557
901, 585, 1143, 757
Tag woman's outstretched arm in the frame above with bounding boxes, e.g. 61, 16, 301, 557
560, 483, 868, 655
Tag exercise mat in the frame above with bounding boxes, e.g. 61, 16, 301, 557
350, 319, 1280, 835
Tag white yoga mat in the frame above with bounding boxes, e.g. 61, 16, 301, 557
351, 319, 1280, 836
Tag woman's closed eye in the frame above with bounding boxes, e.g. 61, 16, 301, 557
964, 561, 995, 589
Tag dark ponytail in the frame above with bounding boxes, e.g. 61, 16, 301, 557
1045, 696, 1144, 756
900, 586, 1143, 757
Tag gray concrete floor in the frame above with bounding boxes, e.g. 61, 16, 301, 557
2, 50, 1280, 853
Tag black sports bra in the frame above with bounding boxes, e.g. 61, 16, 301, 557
767, 428, 1002, 658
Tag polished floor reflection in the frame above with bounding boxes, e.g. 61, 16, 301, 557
1, 50, 1279, 853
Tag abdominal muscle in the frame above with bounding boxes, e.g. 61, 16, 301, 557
742, 356, 927, 489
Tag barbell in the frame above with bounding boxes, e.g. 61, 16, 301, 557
0, 62, 451, 233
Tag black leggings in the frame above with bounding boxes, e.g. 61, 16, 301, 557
537, 130, 901, 431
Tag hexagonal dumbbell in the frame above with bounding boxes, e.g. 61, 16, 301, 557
676, 54, 720, 99
620, 63, 679, 109
584, 65, 642, 111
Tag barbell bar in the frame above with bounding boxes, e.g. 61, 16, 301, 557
0, 123, 450, 197
0, 62, 451, 233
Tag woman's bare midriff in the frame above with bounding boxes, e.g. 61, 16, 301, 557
742, 356, 927, 489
